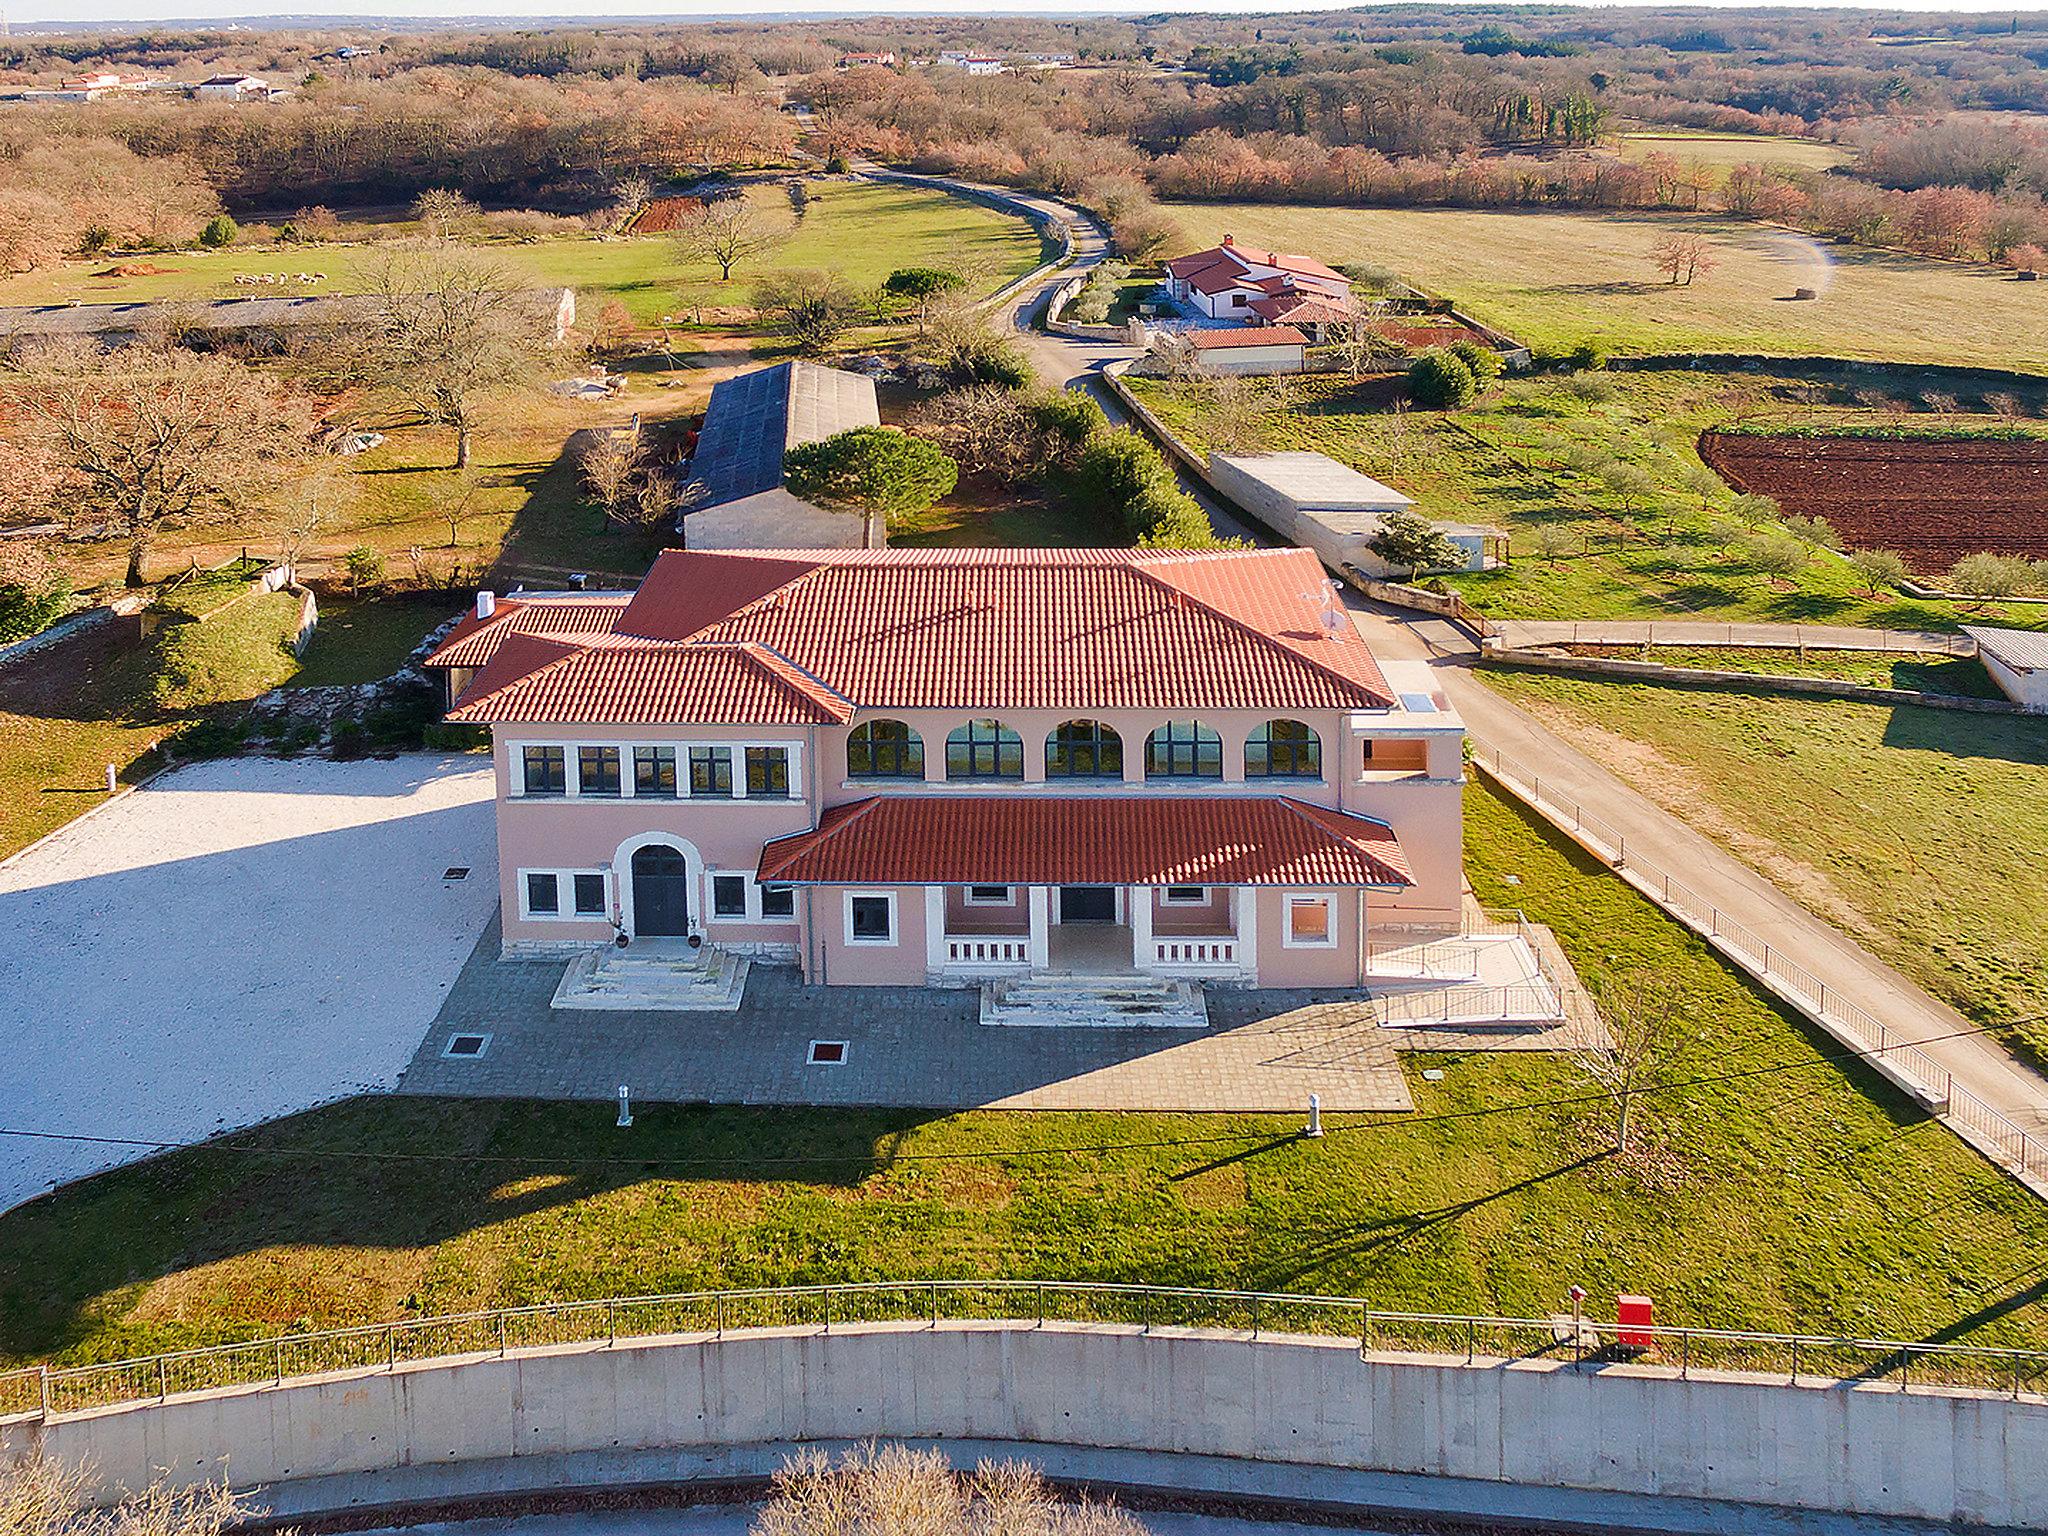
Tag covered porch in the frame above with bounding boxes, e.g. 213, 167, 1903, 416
928, 882, 1256, 982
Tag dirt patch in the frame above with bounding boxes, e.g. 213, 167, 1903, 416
1700, 431, 2048, 577
631, 196, 707, 233
92, 262, 176, 278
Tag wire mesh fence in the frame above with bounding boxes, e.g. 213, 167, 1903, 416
3, 1283, 2043, 1423
1467, 745, 2045, 1190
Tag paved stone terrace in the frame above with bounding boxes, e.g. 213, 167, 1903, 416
398, 921, 1417, 1113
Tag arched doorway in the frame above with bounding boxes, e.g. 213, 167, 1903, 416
630, 844, 691, 937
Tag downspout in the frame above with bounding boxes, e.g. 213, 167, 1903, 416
1355, 888, 1368, 989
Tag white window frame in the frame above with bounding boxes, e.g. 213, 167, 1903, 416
707, 870, 752, 923
518, 867, 610, 922
1282, 892, 1338, 949
759, 882, 797, 922
1161, 885, 1208, 906
963, 885, 1013, 906
508, 739, 803, 802
844, 889, 898, 947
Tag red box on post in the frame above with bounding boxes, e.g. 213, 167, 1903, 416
1616, 1294, 1655, 1349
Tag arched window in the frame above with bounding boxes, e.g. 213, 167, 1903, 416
1145, 721, 1222, 779
1247, 719, 1322, 779
1045, 720, 1124, 779
946, 719, 1023, 779
848, 719, 923, 779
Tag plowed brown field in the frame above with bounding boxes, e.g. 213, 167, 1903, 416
1699, 432, 2048, 578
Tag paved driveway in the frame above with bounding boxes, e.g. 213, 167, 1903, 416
0, 753, 496, 1211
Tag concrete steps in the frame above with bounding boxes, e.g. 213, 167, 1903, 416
981, 972, 1208, 1029
552, 943, 750, 1012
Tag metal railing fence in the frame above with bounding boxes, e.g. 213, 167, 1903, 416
1468, 745, 2044, 1190
2, 1281, 2043, 1423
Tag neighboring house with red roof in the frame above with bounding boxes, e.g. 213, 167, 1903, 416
1164, 235, 1353, 321
1162, 325, 1309, 375
426, 546, 1467, 993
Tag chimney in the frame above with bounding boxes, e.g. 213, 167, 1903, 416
1221, 233, 1235, 247
476, 590, 496, 620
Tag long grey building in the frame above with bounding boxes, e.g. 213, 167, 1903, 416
680, 360, 882, 549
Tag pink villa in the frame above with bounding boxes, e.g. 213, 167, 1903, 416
426, 546, 1467, 992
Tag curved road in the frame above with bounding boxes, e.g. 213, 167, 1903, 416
867, 165, 2048, 1169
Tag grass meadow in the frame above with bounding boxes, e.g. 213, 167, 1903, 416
1615, 130, 1855, 182
1162, 203, 2045, 372
6, 779, 2045, 1366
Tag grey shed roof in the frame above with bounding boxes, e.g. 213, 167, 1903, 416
1964, 625, 2048, 673
688, 360, 880, 512
1212, 450, 1413, 511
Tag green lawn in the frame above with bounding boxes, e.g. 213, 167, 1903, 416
286, 594, 461, 689
1546, 645, 2003, 698
1160, 203, 2045, 372
0, 182, 1049, 328
5, 780, 2044, 1367
1478, 670, 2048, 1065
1615, 131, 1854, 182
1124, 366, 2048, 629
0, 588, 303, 859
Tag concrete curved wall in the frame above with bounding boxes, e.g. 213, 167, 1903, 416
5, 1323, 2043, 1534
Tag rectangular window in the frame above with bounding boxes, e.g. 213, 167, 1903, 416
524, 871, 560, 916
760, 884, 795, 920
1285, 895, 1335, 948
965, 885, 1012, 905
634, 746, 677, 797
578, 746, 621, 797
848, 893, 894, 944
1163, 886, 1207, 906
689, 746, 733, 798
572, 872, 607, 916
745, 746, 791, 798
711, 874, 748, 919
520, 745, 566, 796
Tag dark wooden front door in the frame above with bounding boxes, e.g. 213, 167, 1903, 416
631, 844, 691, 936
1059, 885, 1117, 923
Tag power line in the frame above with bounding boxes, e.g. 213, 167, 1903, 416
0, 1020, 2026, 1178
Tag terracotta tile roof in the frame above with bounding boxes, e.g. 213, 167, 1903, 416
1248, 293, 1361, 327
758, 795, 1412, 888
1167, 242, 1349, 289
1186, 326, 1308, 350
428, 595, 631, 669
1183, 262, 1251, 297
437, 547, 1393, 723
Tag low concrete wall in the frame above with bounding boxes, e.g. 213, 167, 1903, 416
1481, 642, 2020, 715
5, 1323, 2043, 1533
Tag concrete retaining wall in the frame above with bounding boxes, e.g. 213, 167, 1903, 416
5, 1323, 2043, 1532
1481, 642, 2021, 715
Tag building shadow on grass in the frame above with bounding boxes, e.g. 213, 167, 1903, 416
1878, 703, 2048, 764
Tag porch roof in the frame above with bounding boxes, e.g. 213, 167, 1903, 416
757, 795, 1412, 889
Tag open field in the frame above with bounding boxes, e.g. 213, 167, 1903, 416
1479, 670, 2048, 1064
3, 779, 2044, 1365
1124, 365, 2048, 628
1701, 432, 2048, 576
1615, 130, 1855, 181
1162, 203, 2046, 372
0, 181, 1048, 327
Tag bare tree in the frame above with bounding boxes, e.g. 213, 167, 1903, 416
755, 1443, 1145, 1536
1325, 298, 1402, 380
1206, 372, 1280, 454
412, 187, 479, 241
673, 196, 777, 282
579, 427, 642, 525
5, 341, 317, 587
1649, 233, 1718, 286
1577, 977, 1682, 1155
351, 249, 556, 470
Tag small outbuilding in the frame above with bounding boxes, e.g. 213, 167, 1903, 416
681, 359, 882, 549
1177, 325, 1307, 375
1963, 625, 2048, 712
1207, 450, 1501, 577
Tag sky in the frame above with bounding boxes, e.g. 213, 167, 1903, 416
10, 0, 2048, 28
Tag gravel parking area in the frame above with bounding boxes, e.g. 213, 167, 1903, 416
0, 754, 496, 1211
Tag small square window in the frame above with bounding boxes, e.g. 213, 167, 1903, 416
966, 884, 1011, 905
1163, 885, 1206, 906
572, 872, 606, 916
525, 871, 560, 916
712, 874, 748, 918
689, 746, 733, 798
849, 894, 893, 943
579, 746, 621, 797
745, 745, 790, 798
808, 1040, 847, 1066
1286, 895, 1334, 948
760, 884, 795, 920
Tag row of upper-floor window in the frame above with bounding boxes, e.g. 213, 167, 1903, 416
849, 718, 1323, 782
513, 742, 797, 800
